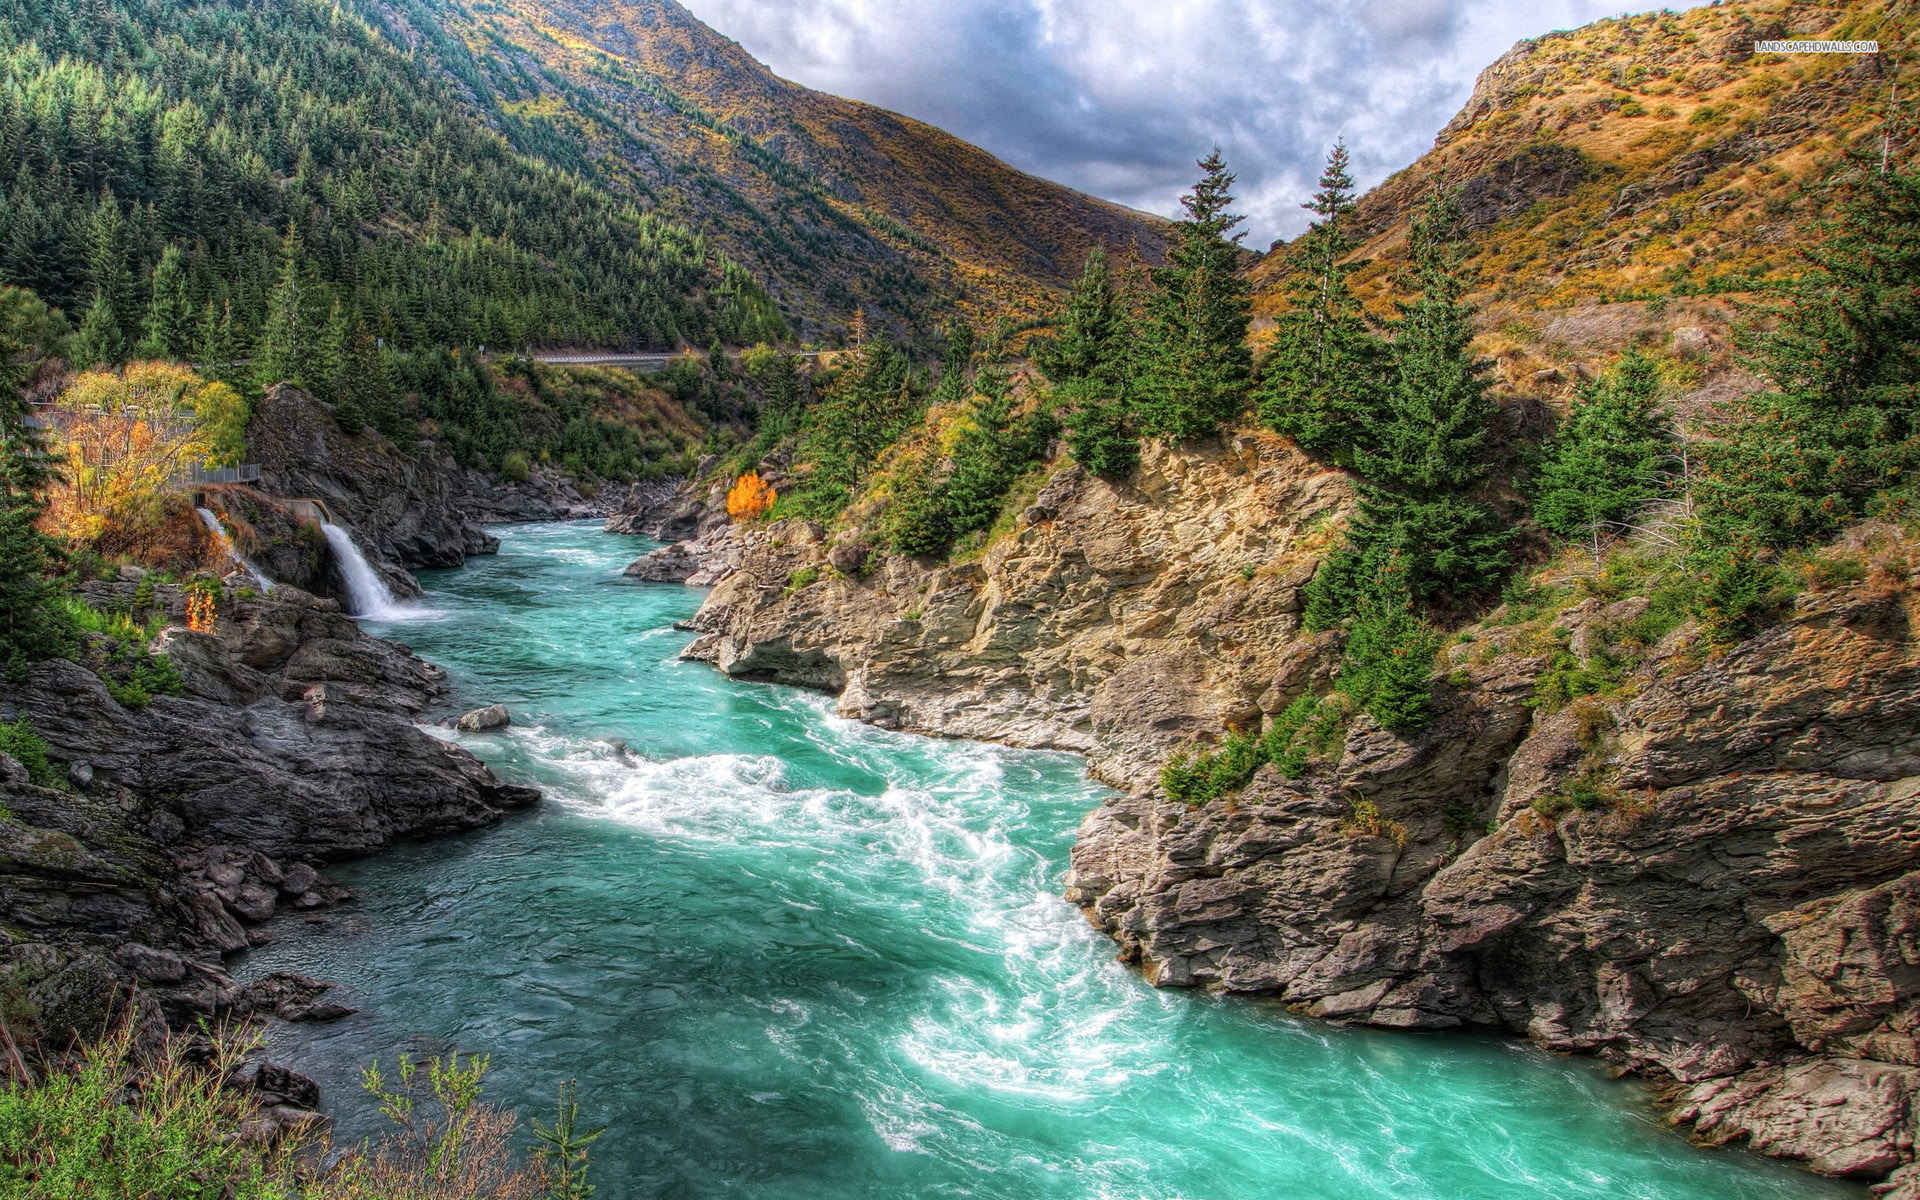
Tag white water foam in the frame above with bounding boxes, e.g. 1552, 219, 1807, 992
322, 522, 436, 621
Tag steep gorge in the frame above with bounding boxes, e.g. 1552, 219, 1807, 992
626, 426, 1920, 1193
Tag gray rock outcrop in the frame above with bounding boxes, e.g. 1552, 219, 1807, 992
0, 578, 538, 1052
657, 431, 1920, 1195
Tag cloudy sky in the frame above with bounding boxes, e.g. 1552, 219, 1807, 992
677, 0, 1710, 249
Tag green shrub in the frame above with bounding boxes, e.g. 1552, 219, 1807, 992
1531, 774, 1615, 820
0, 720, 60, 791
1687, 542, 1794, 645
1530, 644, 1623, 713
1160, 695, 1333, 805
0, 1022, 298, 1200
1160, 729, 1265, 805
785, 566, 821, 594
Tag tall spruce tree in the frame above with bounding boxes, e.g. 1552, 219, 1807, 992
1331, 187, 1510, 609
256, 223, 311, 390
1335, 550, 1440, 732
1134, 151, 1253, 443
1698, 154, 1920, 548
0, 288, 75, 677
195, 299, 240, 388
135, 245, 194, 361
804, 334, 917, 502
74, 193, 133, 366
1036, 249, 1127, 390
1255, 142, 1385, 462
1529, 346, 1674, 548
1039, 248, 1140, 480
933, 323, 976, 405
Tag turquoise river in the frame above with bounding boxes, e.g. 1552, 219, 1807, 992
242, 522, 1860, 1200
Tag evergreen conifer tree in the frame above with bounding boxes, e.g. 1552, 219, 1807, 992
135, 245, 193, 360
0, 290, 74, 677
256, 223, 310, 390
1529, 346, 1673, 547
1698, 154, 1920, 547
71, 292, 124, 368
804, 334, 916, 503
195, 299, 240, 387
1334, 187, 1510, 607
1334, 551, 1439, 732
1255, 142, 1385, 462
1035, 249, 1127, 390
1134, 151, 1253, 443
932, 323, 976, 405
1039, 248, 1141, 479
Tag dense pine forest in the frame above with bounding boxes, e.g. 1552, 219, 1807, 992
0, 0, 787, 364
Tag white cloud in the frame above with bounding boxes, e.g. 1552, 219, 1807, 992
678, 0, 1712, 247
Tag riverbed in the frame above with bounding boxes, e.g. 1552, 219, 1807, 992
241, 521, 1857, 1200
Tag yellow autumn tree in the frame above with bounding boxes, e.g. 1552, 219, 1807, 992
726, 471, 777, 521
42, 362, 244, 546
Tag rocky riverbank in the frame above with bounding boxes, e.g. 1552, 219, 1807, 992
0, 575, 536, 1123
628, 436, 1920, 1196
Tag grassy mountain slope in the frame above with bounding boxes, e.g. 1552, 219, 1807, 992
369, 0, 1169, 340
1251, 0, 1910, 325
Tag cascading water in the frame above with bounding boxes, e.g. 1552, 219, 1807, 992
241, 523, 1854, 1200
195, 507, 275, 594
321, 521, 408, 620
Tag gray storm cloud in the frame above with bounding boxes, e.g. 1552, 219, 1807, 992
677, 0, 1708, 248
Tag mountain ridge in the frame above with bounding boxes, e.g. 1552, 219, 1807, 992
375, 0, 1169, 340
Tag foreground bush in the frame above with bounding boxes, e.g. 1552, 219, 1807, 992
0, 1019, 597, 1200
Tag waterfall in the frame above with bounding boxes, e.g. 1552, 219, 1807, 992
321, 522, 407, 619
195, 507, 275, 594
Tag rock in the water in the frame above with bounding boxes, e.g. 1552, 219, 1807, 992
456, 704, 511, 732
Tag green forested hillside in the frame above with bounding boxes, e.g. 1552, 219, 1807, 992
0, 0, 787, 360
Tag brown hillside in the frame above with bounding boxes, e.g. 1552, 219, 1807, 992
377, 0, 1167, 341
1252, 0, 1910, 338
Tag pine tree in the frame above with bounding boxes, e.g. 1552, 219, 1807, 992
1339, 187, 1510, 606
932, 323, 976, 404
71, 291, 124, 368
342, 313, 402, 438
313, 297, 350, 402
1039, 248, 1141, 480
747, 348, 806, 443
135, 245, 192, 360
804, 334, 916, 503
256, 223, 310, 390
943, 374, 1019, 537
83, 193, 133, 324
1035, 249, 1127, 390
0, 289, 74, 678
1335, 551, 1440, 732
1698, 155, 1920, 548
195, 299, 240, 387
1529, 346, 1674, 547
1134, 151, 1253, 443
1255, 142, 1386, 462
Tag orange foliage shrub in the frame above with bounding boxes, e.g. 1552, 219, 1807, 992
186, 590, 218, 634
42, 362, 242, 548
726, 471, 777, 521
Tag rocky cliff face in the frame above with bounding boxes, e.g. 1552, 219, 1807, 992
0, 576, 536, 1056
247, 385, 498, 586
644, 436, 1920, 1195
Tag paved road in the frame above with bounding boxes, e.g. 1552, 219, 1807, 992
526, 349, 826, 368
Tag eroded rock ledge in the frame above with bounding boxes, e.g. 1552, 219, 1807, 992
0, 577, 537, 1072
635, 434, 1920, 1195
